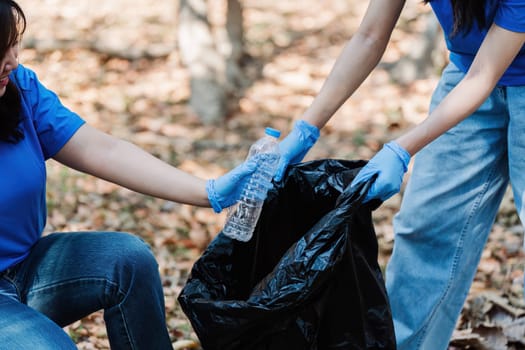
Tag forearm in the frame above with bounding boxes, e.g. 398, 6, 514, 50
302, 0, 405, 128
55, 125, 209, 207
395, 24, 525, 156
395, 74, 493, 155
96, 139, 208, 206
302, 33, 389, 128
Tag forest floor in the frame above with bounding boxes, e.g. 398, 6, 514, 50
17, 0, 525, 348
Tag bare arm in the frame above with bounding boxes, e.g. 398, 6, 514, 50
302, 0, 406, 128
53, 124, 209, 207
395, 24, 525, 155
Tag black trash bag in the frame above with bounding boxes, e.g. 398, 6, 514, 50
178, 159, 396, 350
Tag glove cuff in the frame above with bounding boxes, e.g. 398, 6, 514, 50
385, 141, 411, 171
206, 179, 223, 213
295, 120, 320, 143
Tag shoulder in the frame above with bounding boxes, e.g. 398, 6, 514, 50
11, 64, 39, 91
496, 0, 525, 33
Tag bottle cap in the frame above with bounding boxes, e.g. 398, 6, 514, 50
265, 127, 281, 139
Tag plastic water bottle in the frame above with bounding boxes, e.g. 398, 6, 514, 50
222, 127, 281, 242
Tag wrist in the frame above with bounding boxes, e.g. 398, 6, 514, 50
205, 179, 222, 213
295, 119, 320, 142
385, 141, 410, 171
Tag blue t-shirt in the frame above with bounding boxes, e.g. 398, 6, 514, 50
430, 0, 525, 86
0, 65, 85, 272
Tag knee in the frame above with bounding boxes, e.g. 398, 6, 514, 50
106, 232, 160, 282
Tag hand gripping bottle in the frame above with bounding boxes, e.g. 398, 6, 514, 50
222, 127, 281, 241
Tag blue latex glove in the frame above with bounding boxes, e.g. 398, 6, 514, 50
351, 141, 411, 203
274, 120, 320, 182
206, 159, 258, 213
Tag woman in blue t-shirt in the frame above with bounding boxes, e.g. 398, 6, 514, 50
0, 1, 258, 349
276, 0, 525, 349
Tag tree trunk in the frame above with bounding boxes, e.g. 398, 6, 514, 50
224, 0, 249, 91
386, 12, 446, 85
177, 0, 245, 124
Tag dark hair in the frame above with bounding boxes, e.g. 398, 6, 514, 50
0, 0, 26, 143
424, 0, 487, 36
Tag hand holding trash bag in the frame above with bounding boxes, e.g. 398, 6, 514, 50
274, 120, 320, 181
206, 158, 258, 212
351, 141, 411, 202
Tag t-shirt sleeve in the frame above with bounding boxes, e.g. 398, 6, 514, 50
494, 0, 525, 33
14, 65, 85, 159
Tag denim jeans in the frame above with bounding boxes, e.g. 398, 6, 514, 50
386, 62, 525, 350
0, 231, 173, 349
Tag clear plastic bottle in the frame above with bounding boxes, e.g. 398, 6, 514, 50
222, 127, 281, 242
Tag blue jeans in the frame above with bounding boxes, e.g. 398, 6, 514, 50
386, 62, 525, 349
0, 232, 173, 349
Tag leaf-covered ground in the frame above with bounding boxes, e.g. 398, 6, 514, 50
17, 0, 524, 348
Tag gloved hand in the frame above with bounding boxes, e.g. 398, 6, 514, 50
274, 119, 320, 182
350, 141, 411, 203
206, 158, 258, 213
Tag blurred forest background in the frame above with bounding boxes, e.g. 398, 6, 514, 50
17, 0, 525, 348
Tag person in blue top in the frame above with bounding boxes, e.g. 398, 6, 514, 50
276, 0, 525, 349
0, 1, 259, 349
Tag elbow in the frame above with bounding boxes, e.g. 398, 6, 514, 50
462, 69, 499, 104
352, 29, 390, 64
355, 26, 391, 51
464, 62, 501, 91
